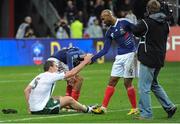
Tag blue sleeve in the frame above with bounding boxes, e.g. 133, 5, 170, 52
121, 20, 135, 32
132, 20, 147, 37
66, 52, 74, 70
91, 34, 112, 63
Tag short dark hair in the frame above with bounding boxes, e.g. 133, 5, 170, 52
43, 61, 54, 72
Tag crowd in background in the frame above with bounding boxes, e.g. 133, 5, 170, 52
15, 0, 179, 39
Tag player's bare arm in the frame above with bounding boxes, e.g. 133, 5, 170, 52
65, 54, 92, 79
24, 85, 32, 113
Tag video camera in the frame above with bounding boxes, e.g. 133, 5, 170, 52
158, 0, 172, 17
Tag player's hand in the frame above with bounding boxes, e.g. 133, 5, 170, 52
83, 54, 93, 64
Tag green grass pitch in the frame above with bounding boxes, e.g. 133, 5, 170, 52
0, 62, 180, 123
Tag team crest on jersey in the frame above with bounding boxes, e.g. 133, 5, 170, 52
119, 28, 126, 35
111, 33, 114, 38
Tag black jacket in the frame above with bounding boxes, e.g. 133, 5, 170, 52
132, 12, 169, 68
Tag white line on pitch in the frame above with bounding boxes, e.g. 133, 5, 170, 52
0, 104, 179, 123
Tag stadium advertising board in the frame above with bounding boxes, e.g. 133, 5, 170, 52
166, 26, 180, 61
0, 26, 179, 66
0, 38, 115, 66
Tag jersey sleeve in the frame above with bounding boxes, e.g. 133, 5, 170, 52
121, 19, 135, 32
49, 72, 65, 82
66, 52, 74, 70
91, 31, 112, 63
132, 19, 148, 37
29, 78, 36, 87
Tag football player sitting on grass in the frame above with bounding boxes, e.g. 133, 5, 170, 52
24, 54, 99, 114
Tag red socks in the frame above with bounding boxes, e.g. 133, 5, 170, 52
71, 89, 80, 101
66, 85, 72, 96
102, 85, 115, 108
127, 86, 137, 108
101, 85, 136, 109
66, 85, 80, 101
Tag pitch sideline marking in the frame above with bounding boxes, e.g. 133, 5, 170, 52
0, 104, 179, 123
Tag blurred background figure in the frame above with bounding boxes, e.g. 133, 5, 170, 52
55, 19, 70, 39
94, 0, 105, 21
65, 0, 77, 24
70, 16, 83, 38
15, 16, 34, 39
125, 10, 137, 24
0, 0, 179, 38
24, 28, 36, 38
86, 18, 103, 38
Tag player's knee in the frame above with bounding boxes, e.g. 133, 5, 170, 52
77, 76, 83, 83
124, 83, 131, 88
108, 78, 118, 86
66, 96, 75, 104
124, 79, 133, 88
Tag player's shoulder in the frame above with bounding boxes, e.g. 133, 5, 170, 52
70, 47, 79, 50
118, 18, 133, 24
38, 72, 49, 77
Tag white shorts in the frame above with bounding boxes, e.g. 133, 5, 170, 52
47, 57, 69, 72
111, 52, 138, 78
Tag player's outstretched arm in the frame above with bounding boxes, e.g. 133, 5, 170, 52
65, 54, 92, 79
24, 85, 32, 114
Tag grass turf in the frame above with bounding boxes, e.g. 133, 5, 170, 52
0, 62, 180, 123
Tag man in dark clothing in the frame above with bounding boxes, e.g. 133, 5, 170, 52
132, 0, 177, 119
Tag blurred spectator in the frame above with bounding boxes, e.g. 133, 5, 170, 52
125, 10, 137, 24
65, 0, 77, 24
16, 16, 34, 39
70, 16, 83, 38
24, 28, 36, 38
86, 19, 103, 38
87, 0, 95, 16
87, 15, 97, 27
107, 0, 114, 14
78, 11, 87, 27
55, 19, 70, 39
133, 0, 149, 19
94, 0, 105, 20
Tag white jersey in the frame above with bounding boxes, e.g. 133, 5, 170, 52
29, 72, 65, 111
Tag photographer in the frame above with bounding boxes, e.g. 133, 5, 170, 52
55, 19, 71, 39
16, 16, 34, 39
132, 0, 177, 119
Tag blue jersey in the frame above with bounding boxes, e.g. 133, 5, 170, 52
51, 47, 85, 69
91, 18, 136, 63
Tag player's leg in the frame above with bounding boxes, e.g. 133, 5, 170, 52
124, 78, 138, 115
123, 52, 138, 115
101, 76, 120, 109
100, 55, 123, 111
66, 83, 73, 96
31, 98, 60, 114
71, 75, 83, 101
59, 96, 92, 113
91, 76, 120, 114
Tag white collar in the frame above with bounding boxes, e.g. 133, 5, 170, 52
112, 19, 119, 27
